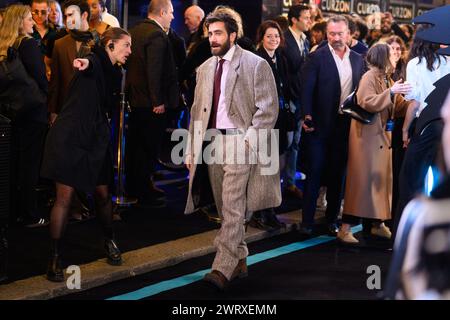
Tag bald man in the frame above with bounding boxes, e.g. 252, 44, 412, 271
184, 5, 204, 47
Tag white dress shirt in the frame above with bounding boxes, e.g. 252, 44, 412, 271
216, 45, 237, 129
329, 44, 353, 107
405, 56, 450, 117
288, 26, 307, 56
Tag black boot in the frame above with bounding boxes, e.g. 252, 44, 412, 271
0, 226, 8, 283
103, 225, 122, 265
105, 238, 122, 266
47, 240, 64, 282
263, 208, 286, 230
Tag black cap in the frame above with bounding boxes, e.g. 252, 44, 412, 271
413, 5, 450, 55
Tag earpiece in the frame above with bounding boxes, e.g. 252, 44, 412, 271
108, 43, 114, 51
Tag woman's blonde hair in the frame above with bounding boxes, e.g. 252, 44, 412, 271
0, 4, 32, 58
48, 0, 64, 28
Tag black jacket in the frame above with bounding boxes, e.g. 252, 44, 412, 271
17, 37, 48, 124
281, 29, 310, 104
301, 45, 364, 138
256, 46, 293, 153
256, 47, 292, 104
41, 46, 121, 192
126, 19, 179, 110
168, 28, 186, 81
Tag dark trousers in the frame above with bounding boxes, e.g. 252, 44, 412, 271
302, 115, 350, 226
125, 108, 167, 199
341, 214, 381, 233
393, 120, 444, 238
391, 117, 406, 221
11, 121, 47, 220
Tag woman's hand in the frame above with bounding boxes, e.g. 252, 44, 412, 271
402, 100, 419, 148
73, 58, 90, 70
391, 79, 412, 95
402, 129, 410, 148
185, 154, 193, 171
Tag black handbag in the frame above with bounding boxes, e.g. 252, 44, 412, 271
0, 37, 46, 122
340, 88, 375, 124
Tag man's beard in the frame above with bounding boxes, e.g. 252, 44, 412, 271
330, 40, 345, 50
210, 37, 231, 57
381, 26, 391, 34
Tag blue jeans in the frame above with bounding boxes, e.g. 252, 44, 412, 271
284, 101, 302, 187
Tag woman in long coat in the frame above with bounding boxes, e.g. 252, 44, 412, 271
337, 43, 412, 244
252, 20, 293, 230
41, 28, 131, 281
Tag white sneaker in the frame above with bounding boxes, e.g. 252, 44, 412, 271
337, 229, 359, 244
295, 171, 307, 181
371, 223, 392, 239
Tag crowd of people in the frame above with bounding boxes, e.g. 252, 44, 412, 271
0, 0, 449, 298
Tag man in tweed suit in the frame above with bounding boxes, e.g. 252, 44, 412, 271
184, 8, 281, 290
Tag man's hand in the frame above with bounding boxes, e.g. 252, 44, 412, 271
153, 104, 165, 114
49, 112, 58, 125
302, 115, 315, 132
73, 58, 89, 70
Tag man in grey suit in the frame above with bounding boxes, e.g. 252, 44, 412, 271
184, 9, 281, 290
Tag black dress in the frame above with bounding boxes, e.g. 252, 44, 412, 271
41, 46, 121, 193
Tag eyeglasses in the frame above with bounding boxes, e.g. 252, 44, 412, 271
32, 10, 49, 16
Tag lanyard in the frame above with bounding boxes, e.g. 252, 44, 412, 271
384, 76, 395, 120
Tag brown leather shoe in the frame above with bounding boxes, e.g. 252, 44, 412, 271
231, 258, 248, 280
203, 270, 229, 291
284, 185, 303, 199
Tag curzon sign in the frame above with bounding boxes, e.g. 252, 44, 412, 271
354, 0, 381, 16
321, 0, 352, 14
389, 1, 415, 21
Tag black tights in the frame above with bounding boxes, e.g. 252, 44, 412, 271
50, 183, 113, 241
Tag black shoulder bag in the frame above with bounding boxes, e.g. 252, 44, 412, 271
340, 87, 375, 124
0, 37, 46, 122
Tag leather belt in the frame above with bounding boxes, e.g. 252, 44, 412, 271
217, 128, 243, 135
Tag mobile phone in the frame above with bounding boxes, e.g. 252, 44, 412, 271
304, 119, 314, 128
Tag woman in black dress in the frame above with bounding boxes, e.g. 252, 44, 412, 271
41, 27, 131, 282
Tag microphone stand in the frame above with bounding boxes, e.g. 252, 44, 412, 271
113, 67, 137, 206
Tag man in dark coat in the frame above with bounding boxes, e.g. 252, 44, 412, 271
281, 4, 311, 199
125, 0, 179, 206
300, 15, 364, 236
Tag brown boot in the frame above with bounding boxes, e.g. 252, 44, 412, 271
231, 258, 248, 280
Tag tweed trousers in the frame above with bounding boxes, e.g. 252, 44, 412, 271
207, 134, 252, 280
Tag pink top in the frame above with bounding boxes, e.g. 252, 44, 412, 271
215, 45, 237, 129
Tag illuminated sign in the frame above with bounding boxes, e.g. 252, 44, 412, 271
416, 5, 434, 17
353, 0, 381, 16
320, 0, 352, 14
389, 2, 416, 21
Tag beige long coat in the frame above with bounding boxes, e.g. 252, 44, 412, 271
184, 45, 281, 214
343, 68, 410, 220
